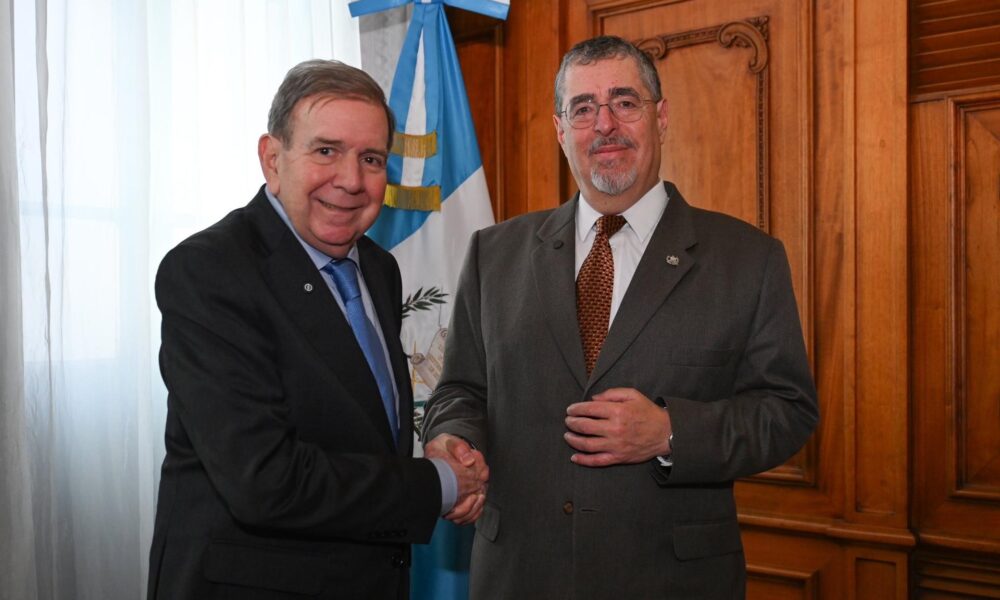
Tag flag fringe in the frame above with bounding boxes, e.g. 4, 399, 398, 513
391, 131, 438, 158
384, 184, 442, 211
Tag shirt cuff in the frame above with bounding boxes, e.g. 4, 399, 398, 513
429, 457, 458, 515
656, 432, 673, 467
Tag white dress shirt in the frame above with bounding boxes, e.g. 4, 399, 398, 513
575, 182, 670, 325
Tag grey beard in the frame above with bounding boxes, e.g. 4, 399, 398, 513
590, 165, 638, 196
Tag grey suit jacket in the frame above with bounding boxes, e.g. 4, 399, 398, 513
423, 182, 818, 600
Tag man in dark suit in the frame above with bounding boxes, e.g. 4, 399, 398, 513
148, 60, 488, 600
422, 36, 819, 599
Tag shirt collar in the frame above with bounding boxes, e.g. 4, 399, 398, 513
264, 186, 359, 269
577, 181, 670, 243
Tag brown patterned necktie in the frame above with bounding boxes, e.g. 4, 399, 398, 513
577, 214, 627, 375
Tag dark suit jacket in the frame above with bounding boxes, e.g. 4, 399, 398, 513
148, 187, 441, 600
423, 182, 819, 600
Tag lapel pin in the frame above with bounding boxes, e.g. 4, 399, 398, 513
304, 283, 314, 293
665, 255, 680, 266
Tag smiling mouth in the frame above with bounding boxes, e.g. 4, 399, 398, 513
317, 197, 357, 211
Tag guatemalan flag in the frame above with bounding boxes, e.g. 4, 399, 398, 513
348, 1, 510, 598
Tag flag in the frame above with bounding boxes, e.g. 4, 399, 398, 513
349, 1, 510, 598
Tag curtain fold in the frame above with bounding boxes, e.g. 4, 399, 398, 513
1, 2, 364, 598
2, 0, 38, 598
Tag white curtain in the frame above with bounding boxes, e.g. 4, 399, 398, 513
0, 1, 365, 598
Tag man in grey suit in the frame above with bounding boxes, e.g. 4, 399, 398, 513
422, 36, 819, 599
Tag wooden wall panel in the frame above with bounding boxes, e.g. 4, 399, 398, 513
450, 9, 503, 221
957, 102, 1000, 504
743, 527, 843, 599
748, 570, 819, 600
853, 0, 910, 528
745, 526, 913, 599
908, 5, 1000, 593
911, 91, 1000, 557
849, 548, 909, 600
635, 17, 773, 233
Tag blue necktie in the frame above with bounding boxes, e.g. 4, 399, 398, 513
323, 258, 399, 443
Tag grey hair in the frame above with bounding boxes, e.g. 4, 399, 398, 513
267, 59, 395, 149
554, 36, 662, 113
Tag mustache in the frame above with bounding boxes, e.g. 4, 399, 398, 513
588, 135, 636, 155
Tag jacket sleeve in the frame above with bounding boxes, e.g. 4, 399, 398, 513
421, 230, 490, 452
662, 239, 819, 484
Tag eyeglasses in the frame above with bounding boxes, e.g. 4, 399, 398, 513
558, 96, 657, 129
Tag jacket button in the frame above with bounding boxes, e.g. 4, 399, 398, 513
563, 501, 574, 515
391, 554, 406, 568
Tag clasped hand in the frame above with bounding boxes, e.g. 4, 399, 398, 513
424, 433, 489, 525
564, 387, 672, 467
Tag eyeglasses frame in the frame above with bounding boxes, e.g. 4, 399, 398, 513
556, 97, 660, 129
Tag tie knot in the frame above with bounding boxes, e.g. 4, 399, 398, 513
596, 214, 626, 237
323, 259, 362, 301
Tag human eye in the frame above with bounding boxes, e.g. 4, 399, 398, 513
361, 154, 386, 170
613, 97, 640, 111
569, 101, 594, 119
314, 147, 339, 162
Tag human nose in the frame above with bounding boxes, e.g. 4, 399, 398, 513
331, 156, 364, 194
592, 102, 617, 134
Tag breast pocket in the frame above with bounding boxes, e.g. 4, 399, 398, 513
662, 346, 734, 368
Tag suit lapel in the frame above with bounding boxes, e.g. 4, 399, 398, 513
357, 237, 413, 455
589, 183, 698, 384
246, 191, 397, 449
531, 197, 589, 390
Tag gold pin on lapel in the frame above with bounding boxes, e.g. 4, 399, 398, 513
665, 255, 680, 266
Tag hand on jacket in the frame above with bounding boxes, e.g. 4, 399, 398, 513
564, 387, 672, 467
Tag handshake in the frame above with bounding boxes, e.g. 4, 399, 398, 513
424, 433, 490, 525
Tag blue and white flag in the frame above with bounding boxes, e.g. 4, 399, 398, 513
349, 1, 510, 598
